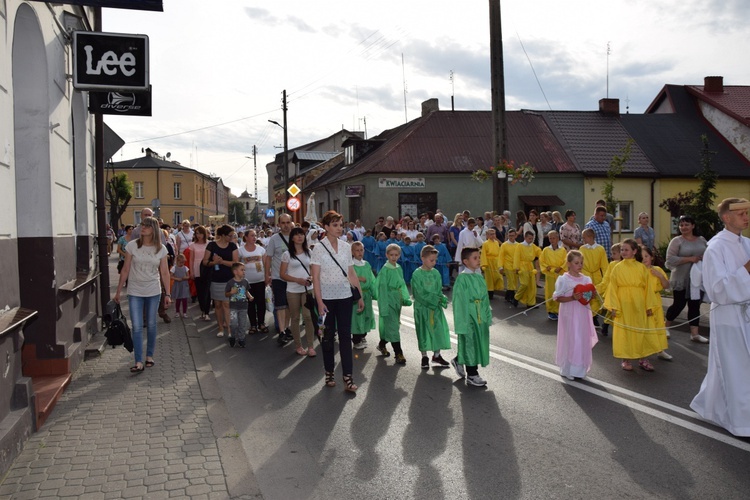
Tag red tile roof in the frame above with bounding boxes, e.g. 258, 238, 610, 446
686, 85, 750, 127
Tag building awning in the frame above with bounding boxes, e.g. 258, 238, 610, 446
518, 195, 565, 207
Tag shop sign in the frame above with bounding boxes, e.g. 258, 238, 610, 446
88, 87, 152, 115
378, 178, 425, 189
73, 31, 149, 91
345, 185, 364, 197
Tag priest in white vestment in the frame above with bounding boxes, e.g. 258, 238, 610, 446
691, 198, 750, 436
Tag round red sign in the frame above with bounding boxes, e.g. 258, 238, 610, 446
286, 197, 301, 212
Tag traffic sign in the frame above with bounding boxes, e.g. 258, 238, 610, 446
286, 197, 301, 212
265, 208, 275, 218
287, 184, 301, 197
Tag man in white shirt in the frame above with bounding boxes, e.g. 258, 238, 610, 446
264, 214, 294, 344
454, 218, 483, 270
691, 198, 750, 436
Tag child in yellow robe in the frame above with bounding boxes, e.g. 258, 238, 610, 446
513, 231, 542, 308
580, 228, 608, 326
480, 228, 504, 299
540, 230, 567, 320
500, 228, 519, 305
596, 243, 621, 336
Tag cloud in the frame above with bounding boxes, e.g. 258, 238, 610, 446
244, 7, 316, 33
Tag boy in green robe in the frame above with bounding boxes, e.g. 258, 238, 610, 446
351, 241, 377, 350
411, 245, 452, 369
451, 247, 492, 387
377, 243, 412, 364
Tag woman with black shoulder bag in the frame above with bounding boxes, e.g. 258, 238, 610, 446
280, 227, 316, 357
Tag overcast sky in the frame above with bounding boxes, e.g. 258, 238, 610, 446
103, 0, 750, 202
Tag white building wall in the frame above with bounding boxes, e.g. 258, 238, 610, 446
699, 101, 750, 162
0, 1, 15, 240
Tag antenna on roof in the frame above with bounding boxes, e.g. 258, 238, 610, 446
606, 42, 611, 98
402, 53, 408, 123
625, 95, 630, 114
450, 70, 455, 111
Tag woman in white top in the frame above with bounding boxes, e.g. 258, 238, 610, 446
311, 210, 364, 392
522, 209, 543, 247
280, 227, 316, 356
175, 219, 194, 255
238, 229, 267, 334
114, 217, 171, 373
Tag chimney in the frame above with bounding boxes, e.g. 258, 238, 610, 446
599, 98, 620, 116
704, 76, 724, 93
421, 98, 439, 117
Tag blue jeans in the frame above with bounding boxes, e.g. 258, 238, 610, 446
128, 294, 161, 363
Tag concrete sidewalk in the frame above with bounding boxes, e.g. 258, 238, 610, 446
0, 288, 262, 499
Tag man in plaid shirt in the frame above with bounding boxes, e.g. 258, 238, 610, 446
584, 206, 612, 259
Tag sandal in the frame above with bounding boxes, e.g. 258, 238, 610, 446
324, 371, 336, 387
343, 374, 358, 393
145, 360, 155, 368
639, 359, 655, 372
130, 363, 144, 373
621, 360, 633, 371
258, 324, 269, 333
248, 326, 258, 335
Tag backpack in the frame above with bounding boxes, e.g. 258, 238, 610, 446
103, 300, 133, 352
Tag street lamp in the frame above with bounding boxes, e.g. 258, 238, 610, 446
268, 93, 289, 207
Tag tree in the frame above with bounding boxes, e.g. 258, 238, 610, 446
602, 139, 633, 216
229, 200, 248, 225
106, 172, 133, 230
658, 135, 722, 239
691, 135, 722, 239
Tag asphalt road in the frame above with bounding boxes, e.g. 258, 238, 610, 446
200, 291, 750, 500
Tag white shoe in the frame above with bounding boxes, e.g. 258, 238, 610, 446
450, 357, 466, 379
216, 331, 224, 337
657, 351, 673, 361
564, 375, 575, 381
353, 339, 368, 350
666, 331, 671, 339
466, 375, 487, 387
691, 335, 709, 344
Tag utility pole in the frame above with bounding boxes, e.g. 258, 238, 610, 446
282, 90, 289, 203
253, 145, 259, 222
489, 0, 509, 214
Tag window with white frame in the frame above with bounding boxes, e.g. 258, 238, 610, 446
134, 181, 144, 199
134, 210, 142, 225
174, 211, 182, 227
614, 201, 633, 232
174, 182, 181, 199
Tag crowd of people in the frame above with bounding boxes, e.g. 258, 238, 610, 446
112, 198, 750, 437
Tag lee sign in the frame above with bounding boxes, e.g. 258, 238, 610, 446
73, 32, 149, 91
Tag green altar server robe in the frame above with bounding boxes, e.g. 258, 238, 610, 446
377, 262, 412, 342
351, 260, 377, 334
411, 267, 451, 352
453, 270, 492, 367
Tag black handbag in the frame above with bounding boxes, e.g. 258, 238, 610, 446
103, 300, 133, 352
319, 240, 361, 301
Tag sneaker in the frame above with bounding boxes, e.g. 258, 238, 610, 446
277, 333, 289, 345
228, 336, 236, 347
217, 331, 224, 338
431, 354, 450, 367
377, 344, 391, 357
691, 335, 709, 344
466, 374, 487, 387
548, 313, 558, 321
421, 356, 429, 369
307, 347, 317, 357
183, 313, 189, 318
395, 353, 406, 365
359, 339, 368, 349
657, 351, 673, 361
451, 357, 466, 379
174, 313, 181, 318
283, 328, 294, 342
238, 340, 246, 348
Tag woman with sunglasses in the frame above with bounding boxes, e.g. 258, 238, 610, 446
664, 215, 709, 343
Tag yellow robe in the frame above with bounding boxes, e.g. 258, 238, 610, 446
500, 241, 518, 291
597, 259, 621, 325
480, 239, 504, 292
540, 245, 567, 314
580, 244, 608, 317
645, 265, 670, 352
513, 242, 542, 307
604, 259, 662, 359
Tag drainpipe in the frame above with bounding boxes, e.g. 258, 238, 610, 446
651, 178, 656, 237
94, 7, 109, 310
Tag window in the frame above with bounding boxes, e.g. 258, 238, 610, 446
345, 145, 354, 165
333, 199, 340, 213
174, 211, 182, 227
134, 210, 142, 225
134, 181, 144, 199
398, 192, 437, 220
174, 182, 181, 199
614, 201, 633, 232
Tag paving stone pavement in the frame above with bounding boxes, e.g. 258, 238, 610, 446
0, 293, 262, 500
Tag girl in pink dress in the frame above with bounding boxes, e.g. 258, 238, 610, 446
553, 250, 599, 380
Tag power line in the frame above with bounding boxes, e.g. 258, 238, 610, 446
516, 31, 552, 110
